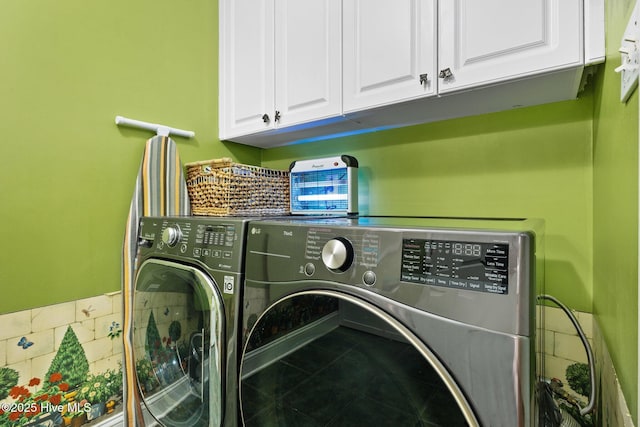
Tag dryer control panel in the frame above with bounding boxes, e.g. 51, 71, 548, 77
401, 238, 509, 295
245, 217, 541, 336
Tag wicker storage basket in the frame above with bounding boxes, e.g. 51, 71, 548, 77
185, 158, 290, 216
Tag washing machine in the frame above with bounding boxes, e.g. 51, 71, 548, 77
239, 216, 544, 427
132, 216, 251, 426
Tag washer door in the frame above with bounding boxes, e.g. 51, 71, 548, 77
240, 290, 479, 426
134, 259, 225, 427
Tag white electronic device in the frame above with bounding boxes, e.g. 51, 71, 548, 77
289, 155, 358, 215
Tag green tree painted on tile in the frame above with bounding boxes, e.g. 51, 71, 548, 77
45, 325, 89, 389
0, 367, 19, 400
566, 362, 591, 397
145, 311, 162, 353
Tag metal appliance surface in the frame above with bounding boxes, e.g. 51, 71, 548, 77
240, 216, 544, 426
133, 216, 251, 427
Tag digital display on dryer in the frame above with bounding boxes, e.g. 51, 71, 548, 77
401, 238, 510, 295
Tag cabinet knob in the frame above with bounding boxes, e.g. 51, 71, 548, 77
419, 73, 428, 86
439, 68, 453, 79
262, 114, 270, 123
274, 111, 281, 122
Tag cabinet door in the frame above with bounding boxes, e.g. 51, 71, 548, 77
274, 0, 342, 128
438, 0, 583, 93
343, 0, 437, 113
219, 0, 275, 139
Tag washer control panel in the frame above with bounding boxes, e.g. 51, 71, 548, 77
161, 224, 183, 247
139, 217, 247, 272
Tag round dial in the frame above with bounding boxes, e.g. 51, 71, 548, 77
161, 225, 182, 247
322, 237, 354, 272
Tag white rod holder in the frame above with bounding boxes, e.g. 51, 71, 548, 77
115, 115, 195, 138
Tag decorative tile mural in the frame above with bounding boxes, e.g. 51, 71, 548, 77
540, 306, 634, 427
539, 306, 595, 426
0, 293, 634, 427
0, 293, 123, 426
593, 320, 635, 427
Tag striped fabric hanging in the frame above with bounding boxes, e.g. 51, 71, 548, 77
121, 135, 190, 426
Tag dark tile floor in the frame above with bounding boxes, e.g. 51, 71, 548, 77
241, 326, 469, 426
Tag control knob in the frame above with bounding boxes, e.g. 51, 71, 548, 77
322, 237, 354, 272
162, 225, 182, 247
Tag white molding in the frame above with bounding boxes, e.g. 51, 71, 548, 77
585, 0, 606, 65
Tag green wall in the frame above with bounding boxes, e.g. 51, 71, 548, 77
1, 0, 638, 423
0, 0, 260, 314
264, 97, 595, 312
593, 0, 639, 421
262, 5, 640, 420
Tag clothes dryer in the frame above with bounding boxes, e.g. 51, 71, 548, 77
132, 216, 250, 426
239, 216, 544, 426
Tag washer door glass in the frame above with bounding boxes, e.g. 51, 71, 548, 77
240, 291, 478, 426
134, 259, 225, 427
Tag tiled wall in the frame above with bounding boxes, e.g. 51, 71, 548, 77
1, 293, 635, 426
0, 295, 598, 390
0, 288, 200, 399
0, 292, 123, 396
541, 306, 594, 390
594, 320, 635, 427
541, 305, 635, 427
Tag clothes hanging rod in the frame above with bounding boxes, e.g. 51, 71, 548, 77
115, 115, 195, 138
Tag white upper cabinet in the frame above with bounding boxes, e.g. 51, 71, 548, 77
274, 0, 342, 128
343, 0, 437, 112
438, 0, 582, 93
220, 0, 341, 140
219, 0, 274, 139
219, 0, 603, 147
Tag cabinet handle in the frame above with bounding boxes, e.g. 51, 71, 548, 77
262, 113, 270, 123
274, 111, 281, 122
439, 68, 453, 79
419, 73, 428, 86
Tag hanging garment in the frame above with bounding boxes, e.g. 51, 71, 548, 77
121, 135, 190, 426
